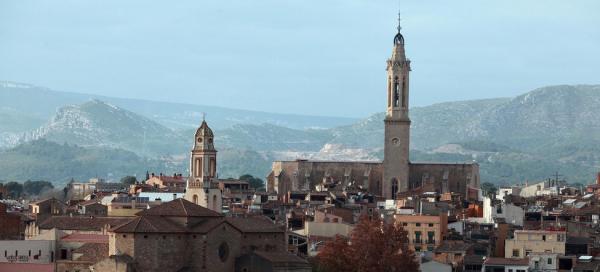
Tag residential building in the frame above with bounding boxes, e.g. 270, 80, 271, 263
483, 257, 529, 272
505, 230, 566, 258
394, 213, 448, 252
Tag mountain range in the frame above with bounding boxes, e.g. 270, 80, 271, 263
0, 81, 599, 185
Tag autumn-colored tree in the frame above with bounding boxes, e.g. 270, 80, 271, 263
315, 215, 419, 272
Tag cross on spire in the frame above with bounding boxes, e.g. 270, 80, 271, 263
202, 112, 206, 122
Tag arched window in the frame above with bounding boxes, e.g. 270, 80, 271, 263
193, 194, 198, 205
391, 178, 399, 200
388, 77, 392, 107
393, 77, 400, 107
212, 194, 218, 211
402, 76, 407, 108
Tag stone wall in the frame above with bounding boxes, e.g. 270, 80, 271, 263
268, 160, 383, 197
409, 163, 480, 201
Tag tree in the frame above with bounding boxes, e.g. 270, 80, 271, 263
239, 174, 265, 190
4, 182, 23, 199
23, 180, 54, 196
120, 176, 137, 185
315, 215, 419, 272
481, 182, 498, 196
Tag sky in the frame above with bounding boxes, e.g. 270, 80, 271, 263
1, 0, 599, 118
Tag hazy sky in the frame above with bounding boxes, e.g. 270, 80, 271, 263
1, 1, 598, 117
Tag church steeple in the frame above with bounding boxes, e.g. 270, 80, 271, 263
383, 10, 411, 199
186, 118, 222, 212
386, 10, 411, 121
191, 120, 217, 184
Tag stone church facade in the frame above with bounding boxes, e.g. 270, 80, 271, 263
267, 19, 480, 201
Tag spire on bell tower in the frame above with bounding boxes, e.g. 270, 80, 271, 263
386, 9, 410, 120
397, 10, 402, 33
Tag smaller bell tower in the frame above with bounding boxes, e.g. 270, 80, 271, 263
185, 117, 222, 212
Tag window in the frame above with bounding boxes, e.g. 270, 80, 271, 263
548, 258, 552, 264
542, 235, 546, 241
525, 250, 532, 256
402, 223, 407, 226
508, 270, 513, 272
512, 249, 519, 257
416, 223, 421, 227
391, 178, 398, 200
428, 223, 434, 227
29, 250, 31, 256
218, 242, 229, 262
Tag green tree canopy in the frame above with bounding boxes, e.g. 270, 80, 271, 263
239, 174, 265, 191
120, 175, 138, 185
23, 180, 54, 196
4, 181, 23, 199
481, 182, 498, 196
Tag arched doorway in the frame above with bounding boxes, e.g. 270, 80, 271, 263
391, 178, 398, 200
192, 194, 198, 205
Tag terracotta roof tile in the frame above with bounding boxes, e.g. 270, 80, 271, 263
111, 216, 187, 233
60, 233, 108, 243
38, 216, 130, 231
253, 251, 310, 265
226, 217, 285, 233
73, 243, 109, 263
136, 198, 222, 217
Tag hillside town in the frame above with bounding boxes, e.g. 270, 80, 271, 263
2, 12, 600, 272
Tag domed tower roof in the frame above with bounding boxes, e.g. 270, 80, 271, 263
195, 120, 214, 138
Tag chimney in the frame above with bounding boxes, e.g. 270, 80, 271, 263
173, 193, 177, 201
596, 172, 600, 185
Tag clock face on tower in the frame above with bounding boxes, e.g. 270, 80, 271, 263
197, 138, 202, 143
391, 137, 400, 146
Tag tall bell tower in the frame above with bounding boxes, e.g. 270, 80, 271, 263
185, 118, 222, 212
383, 12, 411, 199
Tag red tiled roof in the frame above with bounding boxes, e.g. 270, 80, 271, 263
38, 216, 130, 231
135, 198, 222, 217
72, 243, 109, 263
60, 233, 109, 243
226, 217, 285, 233
111, 216, 187, 233
253, 251, 310, 265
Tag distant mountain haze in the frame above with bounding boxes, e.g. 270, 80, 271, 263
0, 82, 598, 185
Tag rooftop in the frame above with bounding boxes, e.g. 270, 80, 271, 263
136, 198, 222, 217
484, 257, 529, 266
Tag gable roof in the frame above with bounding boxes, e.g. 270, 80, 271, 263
226, 217, 284, 233
111, 216, 188, 233
39, 216, 130, 231
135, 198, 222, 217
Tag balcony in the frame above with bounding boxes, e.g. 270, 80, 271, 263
413, 239, 423, 244
426, 239, 436, 244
